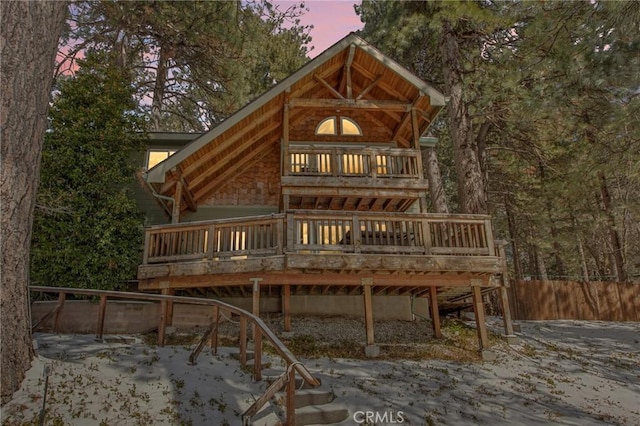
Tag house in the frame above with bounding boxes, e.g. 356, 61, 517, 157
136, 33, 515, 355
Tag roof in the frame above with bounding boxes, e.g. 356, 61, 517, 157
144, 33, 446, 210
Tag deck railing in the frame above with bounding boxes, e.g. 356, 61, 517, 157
142, 212, 495, 264
144, 214, 285, 264
285, 147, 421, 179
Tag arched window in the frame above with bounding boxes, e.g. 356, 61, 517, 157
340, 117, 362, 135
315, 116, 362, 136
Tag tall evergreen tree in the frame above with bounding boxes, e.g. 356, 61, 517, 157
31, 53, 145, 291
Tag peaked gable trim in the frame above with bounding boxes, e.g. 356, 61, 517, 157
145, 33, 445, 184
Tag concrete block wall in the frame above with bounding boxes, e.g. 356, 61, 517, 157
31, 295, 430, 335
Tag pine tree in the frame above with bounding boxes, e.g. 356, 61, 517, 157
31, 53, 146, 291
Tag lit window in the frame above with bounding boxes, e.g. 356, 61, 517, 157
316, 117, 337, 135
341, 117, 362, 135
147, 150, 176, 169
315, 116, 362, 136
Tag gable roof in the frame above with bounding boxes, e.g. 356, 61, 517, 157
144, 33, 446, 210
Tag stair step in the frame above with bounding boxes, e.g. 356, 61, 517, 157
292, 389, 335, 408
250, 403, 349, 426
295, 404, 350, 425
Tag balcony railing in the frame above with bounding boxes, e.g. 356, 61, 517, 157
142, 212, 495, 265
285, 147, 421, 179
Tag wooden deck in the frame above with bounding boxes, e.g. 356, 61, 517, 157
137, 211, 506, 308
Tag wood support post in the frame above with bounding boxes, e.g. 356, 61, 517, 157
254, 328, 263, 381
158, 291, 169, 346
211, 306, 220, 353
172, 180, 182, 224
283, 284, 291, 332
96, 295, 107, 339
472, 285, 490, 350
239, 315, 247, 367
362, 278, 374, 346
496, 242, 515, 336
429, 286, 442, 339
164, 288, 174, 326
53, 292, 66, 333
286, 365, 296, 426
251, 278, 262, 318
499, 285, 515, 336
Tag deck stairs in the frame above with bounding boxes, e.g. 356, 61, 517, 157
234, 350, 349, 425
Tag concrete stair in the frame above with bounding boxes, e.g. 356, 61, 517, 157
249, 370, 349, 426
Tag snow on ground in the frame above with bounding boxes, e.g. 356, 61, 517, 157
2, 319, 639, 425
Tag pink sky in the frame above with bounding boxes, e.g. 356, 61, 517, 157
274, 0, 363, 57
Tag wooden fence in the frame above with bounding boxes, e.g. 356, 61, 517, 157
508, 280, 639, 321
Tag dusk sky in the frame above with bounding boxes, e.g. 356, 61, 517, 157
274, 0, 364, 57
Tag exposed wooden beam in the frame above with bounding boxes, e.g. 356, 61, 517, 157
351, 61, 409, 101
392, 112, 412, 143
179, 174, 197, 212
190, 121, 280, 190
356, 75, 383, 101
194, 137, 276, 201
290, 61, 345, 100
289, 98, 411, 112
346, 45, 355, 99
182, 108, 280, 178
313, 74, 344, 100
171, 180, 182, 224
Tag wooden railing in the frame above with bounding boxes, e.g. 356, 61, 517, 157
144, 214, 284, 264
142, 212, 496, 264
285, 147, 421, 178
29, 286, 319, 426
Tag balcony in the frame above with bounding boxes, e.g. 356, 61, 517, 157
138, 211, 504, 291
281, 147, 427, 211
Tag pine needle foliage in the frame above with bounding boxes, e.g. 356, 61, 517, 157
31, 53, 146, 290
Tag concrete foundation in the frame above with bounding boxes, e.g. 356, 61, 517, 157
481, 349, 498, 362
505, 335, 520, 345
31, 295, 431, 335
364, 345, 380, 358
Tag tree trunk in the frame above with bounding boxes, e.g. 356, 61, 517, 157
1, 1, 68, 404
505, 196, 522, 280
440, 19, 487, 214
421, 147, 449, 213
598, 171, 627, 282
151, 43, 171, 131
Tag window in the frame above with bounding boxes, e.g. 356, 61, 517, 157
340, 117, 361, 135
146, 149, 176, 169
315, 116, 362, 136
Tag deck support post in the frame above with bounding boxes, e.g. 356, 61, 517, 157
96, 295, 107, 339
158, 293, 168, 346
282, 284, 291, 332
239, 315, 248, 367
211, 306, 220, 353
362, 278, 379, 357
164, 288, 175, 327
496, 242, 518, 343
53, 292, 66, 334
429, 286, 442, 338
251, 278, 263, 381
471, 285, 490, 351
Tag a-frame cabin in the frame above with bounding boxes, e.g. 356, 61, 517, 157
138, 34, 514, 352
